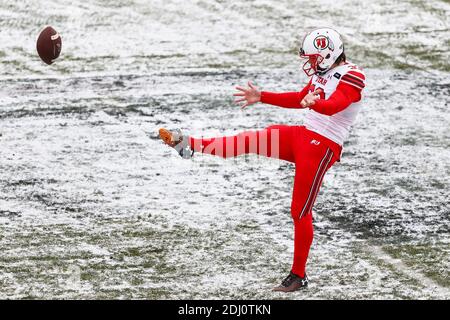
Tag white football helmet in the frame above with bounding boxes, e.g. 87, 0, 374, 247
299, 27, 344, 76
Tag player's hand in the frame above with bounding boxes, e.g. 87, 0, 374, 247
233, 81, 261, 109
301, 89, 323, 108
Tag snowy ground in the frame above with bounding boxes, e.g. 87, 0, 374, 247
0, 0, 449, 299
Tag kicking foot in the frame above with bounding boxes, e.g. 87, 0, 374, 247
272, 272, 308, 292
158, 128, 194, 159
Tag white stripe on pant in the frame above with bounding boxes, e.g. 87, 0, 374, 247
299, 148, 333, 219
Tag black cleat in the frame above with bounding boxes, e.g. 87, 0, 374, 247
272, 272, 308, 292
159, 128, 194, 159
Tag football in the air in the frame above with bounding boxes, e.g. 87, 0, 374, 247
36, 26, 62, 65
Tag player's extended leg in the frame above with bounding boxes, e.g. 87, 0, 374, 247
274, 134, 337, 292
159, 125, 296, 162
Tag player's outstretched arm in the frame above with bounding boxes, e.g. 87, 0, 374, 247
234, 80, 312, 109
303, 82, 362, 116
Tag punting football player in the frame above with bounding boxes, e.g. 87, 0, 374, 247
158, 27, 366, 292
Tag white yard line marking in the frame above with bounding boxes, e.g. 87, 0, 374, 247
365, 244, 449, 298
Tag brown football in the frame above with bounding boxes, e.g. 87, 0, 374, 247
36, 26, 62, 65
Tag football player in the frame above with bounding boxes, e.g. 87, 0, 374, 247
159, 27, 366, 292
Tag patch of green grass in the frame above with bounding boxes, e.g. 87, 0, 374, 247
384, 243, 449, 288
144, 288, 171, 299
125, 247, 141, 257
80, 271, 96, 282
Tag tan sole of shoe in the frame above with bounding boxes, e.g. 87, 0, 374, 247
159, 128, 175, 147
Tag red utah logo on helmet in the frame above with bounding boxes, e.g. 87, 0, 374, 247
314, 36, 329, 50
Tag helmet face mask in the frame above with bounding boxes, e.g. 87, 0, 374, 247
299, 51, 324, 76
299, 27, 344, 76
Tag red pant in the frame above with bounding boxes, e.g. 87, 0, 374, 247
189, 125, 342, 277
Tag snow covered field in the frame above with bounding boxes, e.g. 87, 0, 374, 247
0, 0, 449, 299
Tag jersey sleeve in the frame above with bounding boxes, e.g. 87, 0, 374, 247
340, 70, 366, 91
308, 81, 362, 116
260, 79, 312, 109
